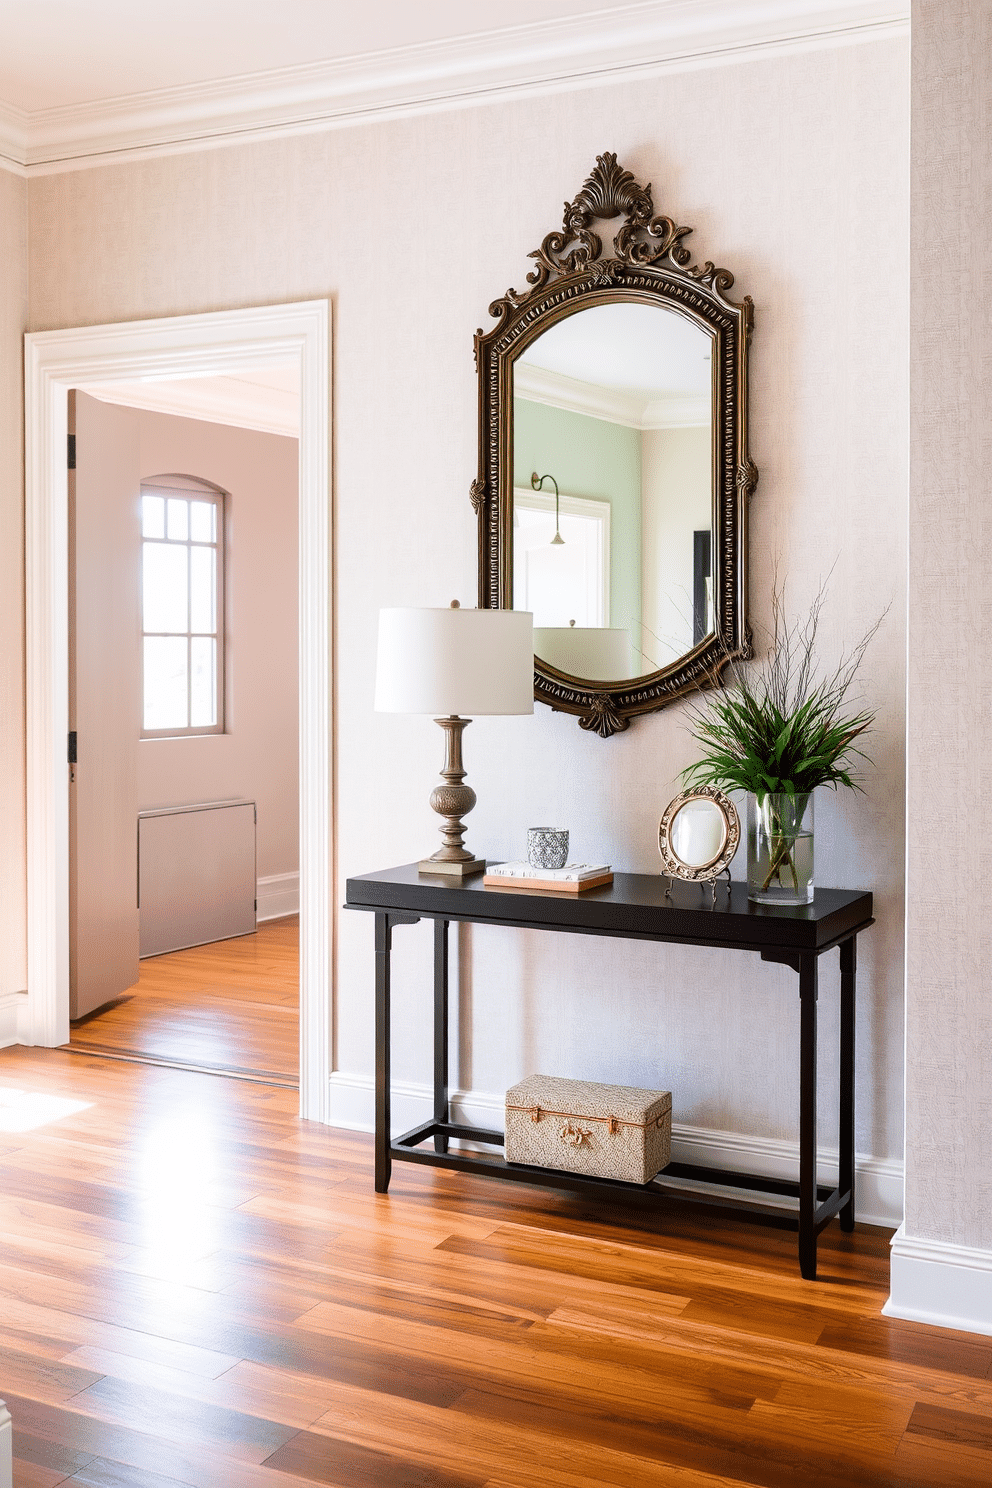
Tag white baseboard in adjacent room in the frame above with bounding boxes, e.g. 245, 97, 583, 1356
884, 1227, 992, 1337
0, 993, 25, 1050
256, 872, 299, 921
327, 1072, 904, 1228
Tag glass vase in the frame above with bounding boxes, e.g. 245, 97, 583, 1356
747, 792, 814, 905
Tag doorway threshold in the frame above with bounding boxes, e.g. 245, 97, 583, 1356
59, 1041, 298, 1088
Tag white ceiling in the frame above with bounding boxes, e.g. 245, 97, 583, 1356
516, 302, 712, 428
519, 302, 711, 397
84, 366, 301, 438
0, 2, 908, 174
0, 0, 617, 113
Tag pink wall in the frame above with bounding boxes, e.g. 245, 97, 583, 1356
132, 408, 299, 885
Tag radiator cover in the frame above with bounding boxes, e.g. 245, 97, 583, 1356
138, 799, 256, 957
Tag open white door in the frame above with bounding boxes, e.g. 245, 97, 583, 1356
68, 390, 141, 1018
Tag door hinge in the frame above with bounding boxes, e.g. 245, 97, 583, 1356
67, 434, 76, 470
67, 731, 77, 764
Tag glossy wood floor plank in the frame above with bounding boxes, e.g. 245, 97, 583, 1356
68, 917, 299, 1083
2, 1043, 991, 1486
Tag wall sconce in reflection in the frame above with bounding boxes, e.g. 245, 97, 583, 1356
531, 471, 564, 545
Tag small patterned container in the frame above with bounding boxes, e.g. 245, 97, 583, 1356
505, 1073, 672, 1185
527, 828, 569, 870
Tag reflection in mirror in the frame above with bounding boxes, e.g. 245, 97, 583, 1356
670, 797, 727, 869
512, 302, 713, 682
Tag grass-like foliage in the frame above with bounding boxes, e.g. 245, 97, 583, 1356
683, 581, 883, 805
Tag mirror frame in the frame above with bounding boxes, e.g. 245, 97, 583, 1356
658, 785, 740, 884
472, 152, 757, 737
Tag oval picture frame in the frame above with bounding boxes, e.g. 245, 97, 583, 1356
658, 785, 740, 884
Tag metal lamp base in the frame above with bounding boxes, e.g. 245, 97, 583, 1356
418, 715, 487, 879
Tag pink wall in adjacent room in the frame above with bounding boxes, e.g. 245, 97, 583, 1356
130, 408, 299, 885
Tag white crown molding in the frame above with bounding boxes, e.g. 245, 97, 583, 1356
641, 394, 711, 429
87, 376, 300, 438
327, 1071, 904, 1228
884, 1225, 992, 1337
0, 101, 28, 176
516, 361, 710, 429
516, 362, 648, 426
1, 1, 909, 176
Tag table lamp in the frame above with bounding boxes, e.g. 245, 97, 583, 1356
375, 602, 534, 877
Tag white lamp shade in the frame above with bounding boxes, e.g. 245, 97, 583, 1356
375, 607, 534, 716
534, 626, 633, 681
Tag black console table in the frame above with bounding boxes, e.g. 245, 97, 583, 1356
345, 865, 874, 1280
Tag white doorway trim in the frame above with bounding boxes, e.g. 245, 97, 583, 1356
24, 301, 331, 1123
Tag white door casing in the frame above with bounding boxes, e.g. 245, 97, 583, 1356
24, 301, 331, 1122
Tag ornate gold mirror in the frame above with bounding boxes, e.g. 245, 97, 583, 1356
473, 153, 756, 737
658, 785, 739, 895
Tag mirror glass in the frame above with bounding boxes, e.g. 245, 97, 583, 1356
511, 302, 713, 682
669, 797, 728, 869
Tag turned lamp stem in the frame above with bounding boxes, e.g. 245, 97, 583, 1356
421, 713, 483, 874
419, 602, 484, 875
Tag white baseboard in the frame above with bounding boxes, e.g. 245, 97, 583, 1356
0, 993, 25, 1050
884, 1226, 992, 1337
0, 1398, 11, 1488
327, 1072, 903, 1227
256, 871, 299, 922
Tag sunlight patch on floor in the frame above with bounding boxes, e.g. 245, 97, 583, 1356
0, 1085, 93, 1131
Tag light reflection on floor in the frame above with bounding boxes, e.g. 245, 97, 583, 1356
134, 1113, 224, 1276
0, 1085, 93, 1131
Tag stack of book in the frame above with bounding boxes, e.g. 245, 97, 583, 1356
482, 861, 613, 893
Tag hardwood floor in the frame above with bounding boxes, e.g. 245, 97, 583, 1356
68, 918, 298, 1085
0, 1045, 989, 1487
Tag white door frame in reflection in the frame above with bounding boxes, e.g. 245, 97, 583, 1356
512, 485, 611, 628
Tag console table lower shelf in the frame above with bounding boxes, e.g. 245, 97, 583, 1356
345, 864, 875, 1281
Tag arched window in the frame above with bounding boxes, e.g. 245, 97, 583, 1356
140, 474, 226, 737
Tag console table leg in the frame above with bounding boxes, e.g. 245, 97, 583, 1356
434, 919, 450, 1153
374, 913, 392, 1193
798, 952, 819, 1280
839, 935, 857, 1232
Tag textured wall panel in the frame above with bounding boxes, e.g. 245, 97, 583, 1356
906, 0, 992, 1247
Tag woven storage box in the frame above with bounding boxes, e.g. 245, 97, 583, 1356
505, 1074, 672, 1185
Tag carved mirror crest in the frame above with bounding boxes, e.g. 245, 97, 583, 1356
472, 152, 756, 737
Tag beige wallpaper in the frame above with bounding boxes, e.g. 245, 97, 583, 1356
906, 1, 992, 1247
21, 39, 909, 1160
0, 166, 27, 996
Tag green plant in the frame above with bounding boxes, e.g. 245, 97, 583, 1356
682, 582, 883, 892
